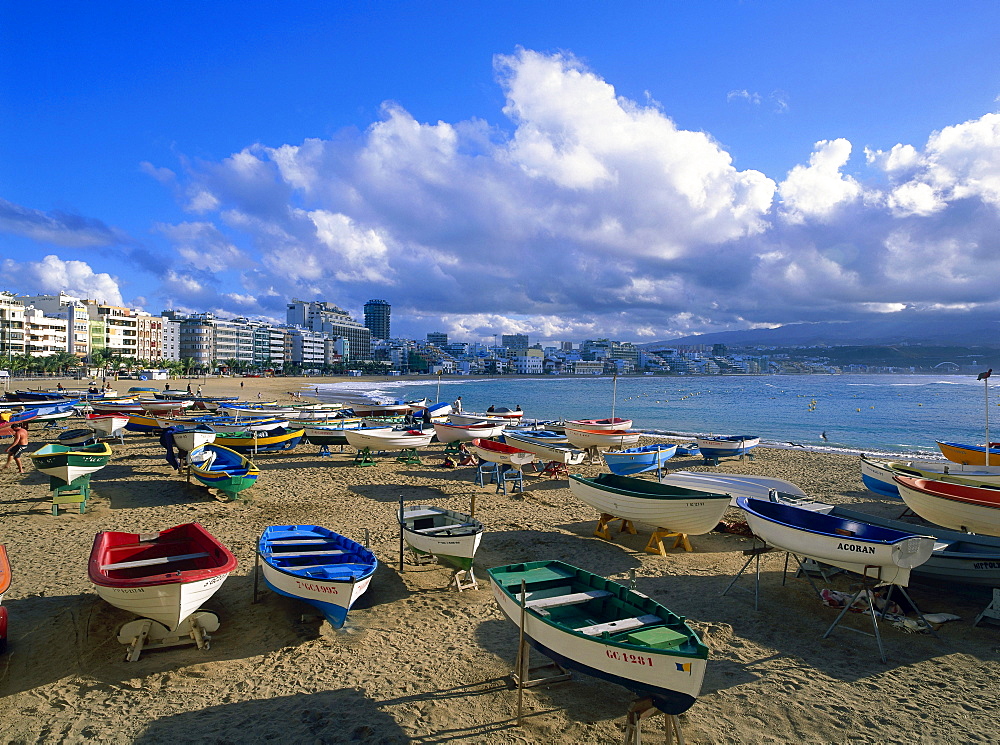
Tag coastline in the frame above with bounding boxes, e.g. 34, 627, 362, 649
0, 376, 996, 743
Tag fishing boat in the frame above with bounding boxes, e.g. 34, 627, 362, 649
737, 497, 936, 585
569, 473, 730, 534
0, 544, 9, 653
345, 427, 434, 451
659, 471, 809, 507
696, 435, 759, 463
88, 522, 238, 631
303, 421, 374, 448
343, 401, 412, 417
422, 401, 452, 419
57, 428, 98, 447
139, 399, 194, 414
894, 475, 1000, 537
213, 426, 305, 454
399, 504, 484, 571
509, 429, 569, 444
566, 417, 634, 431
860, 454, 1000, 498
169, 424, 217, 454
157, 414, 289, 433
91, 400, 145, 415
831, 504, 1000, 587
257, 525, 377, 628
470, 437, 537, 467
86, 413, 130, 438
501, 431, 587, 470
432, 420, 507, 443
603, 444, 677, 476
28, 442, 112, 485
188, 442, 260, 500
488, 560, 708, 714
936, 440, 1000, 467
564, 427, 642, 451
448, 412, 516, 426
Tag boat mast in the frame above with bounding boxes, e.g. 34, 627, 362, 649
611, 373, 617, 423
980, 369, 993, 467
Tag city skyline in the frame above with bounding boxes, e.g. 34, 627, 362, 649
3, 3, 1000, 345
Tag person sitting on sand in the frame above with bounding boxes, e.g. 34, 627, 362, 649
456, 442, 477, 467
3, 423, 29, 474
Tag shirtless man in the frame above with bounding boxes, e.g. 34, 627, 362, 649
3, 423, 29, 474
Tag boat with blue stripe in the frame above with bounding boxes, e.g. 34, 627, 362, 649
257, 525, 377, 628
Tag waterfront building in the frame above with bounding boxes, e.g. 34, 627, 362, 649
23, 307, 68, 356
364, 299, 391, 340
502, 334, 529, 355
427, 331, 448, 347
287, 299, 372, 361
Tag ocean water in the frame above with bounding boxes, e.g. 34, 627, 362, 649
315, 374, 999, 457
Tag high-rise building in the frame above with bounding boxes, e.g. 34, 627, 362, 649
502, 334, 529, 355
364, 299, 391, 340
287, 299, 372, 361
427, 332, 448, 347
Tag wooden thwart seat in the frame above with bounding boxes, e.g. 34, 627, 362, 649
576, 614, 663, 637
525, 589, 612, 611
102, 551, 210, 571
269, 550, 345, 558
413, 522, 477, 535
402, 508, 442, 520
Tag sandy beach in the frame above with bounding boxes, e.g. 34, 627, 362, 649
1, 376, 998, 744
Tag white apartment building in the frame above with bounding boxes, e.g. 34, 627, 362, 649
24, 307, 68, 356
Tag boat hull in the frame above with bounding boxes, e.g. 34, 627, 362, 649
737, 497, 935, 584
603, 445, 676, 476
564, 428, 642, 450
936, 440, 1000, 466
566, 418, 633, 431
258, 525, 377, 628
895, 476, 1000, 537
695, 436, 760, 459
345, 429, 434, 451
488, 561, 707, 715
88, 523, 237, 630
28, 442, 112, 485
502, 432, 586, 465
433, 421, 506, 443
831, 505, 1000, 587
400, 505, 484, 571
214, 427, 304, 453
569, 473, 730, 534
188, 443, 260, 499
659, 471, 808, 507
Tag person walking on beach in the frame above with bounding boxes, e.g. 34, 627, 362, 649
453, 396, 463, 413
187, 383, 193, 395
197, 384, 203, 396
3, 423, 29, 474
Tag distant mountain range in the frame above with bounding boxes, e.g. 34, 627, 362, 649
645, 315, 1000, 349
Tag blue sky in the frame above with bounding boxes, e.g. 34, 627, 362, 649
3, 1, 1000, 344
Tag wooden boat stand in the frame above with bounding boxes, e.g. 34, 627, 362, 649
317, 443, 332, 456
584, 446, 603, 464
354, 447, 377, 466
118, 611, 220, 662
395, 447, 421, 465
452, 568, 478, 592
645, 529, 692, 558
50, 474, 91, 515
623, 697, 685, 745
513, 581, 571, 726
595, 513, 637, 541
